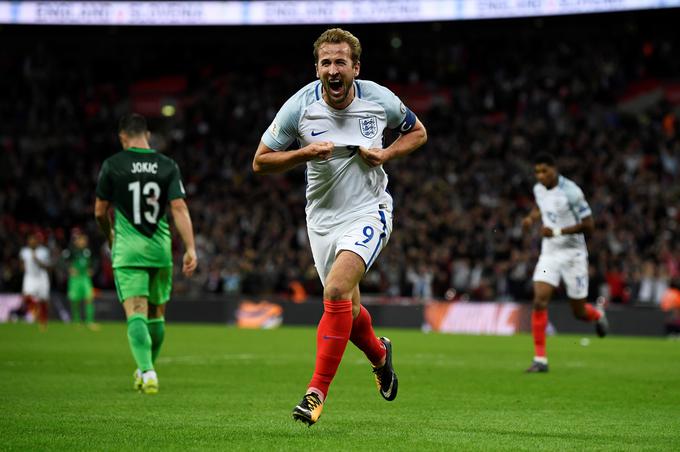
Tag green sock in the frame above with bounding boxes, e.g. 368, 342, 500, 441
127, 314, 153, 372
85, 301, 95, 324
70, 300, 81, 323
147, 317, 166, 364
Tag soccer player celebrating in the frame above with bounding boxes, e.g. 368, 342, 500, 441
522, 153, 608, 373
95, 114, 197, 394
62, 230, 99, 330
253, 28, 427, 425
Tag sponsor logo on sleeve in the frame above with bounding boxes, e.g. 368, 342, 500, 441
270, 121, 280, 138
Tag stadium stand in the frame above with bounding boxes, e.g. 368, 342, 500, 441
0, 12, 678, 304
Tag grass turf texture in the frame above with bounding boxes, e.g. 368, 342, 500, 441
1, 323, 679, 451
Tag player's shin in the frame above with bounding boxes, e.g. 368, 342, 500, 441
350, 305, 386, 366
70, 300, 82, 323
308, 300, 353, 399
582, 303, 602, 322
127, 314, 153, 372
532, 309, 548, 360
85, 301, 95, 324
37, 303, 48, 327
148, 317, 166, 363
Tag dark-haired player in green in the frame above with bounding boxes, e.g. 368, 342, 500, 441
95, 113, 197, 395
62, 230, 99, 330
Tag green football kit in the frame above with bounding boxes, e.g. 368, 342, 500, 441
96, 146, 186, 378
63, 246, 95, 324
96, 147, 185, 305
66, 247, 94, 302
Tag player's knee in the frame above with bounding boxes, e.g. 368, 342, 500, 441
148, 304, 165, 318
323, 284, 351, 301
126, 297, 147, 314
533, 298, 549, 310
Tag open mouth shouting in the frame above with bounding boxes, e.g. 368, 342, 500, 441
327, 78, 345, 98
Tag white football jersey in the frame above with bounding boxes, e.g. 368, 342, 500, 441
262, 79, 416, 231
533, 175, 592, 254
20, 246, 50, 288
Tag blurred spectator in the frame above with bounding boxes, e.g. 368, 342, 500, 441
406, 262, 434, 300
605, 264, 628, 304
637, 260, 670, 305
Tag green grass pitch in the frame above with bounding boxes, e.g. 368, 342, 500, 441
1, 322, 679, 451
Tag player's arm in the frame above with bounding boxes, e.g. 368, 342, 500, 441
542, 215, 594, 238
60, 249, 76, 277
252, 140, 333, 174
170, 198, 197, 277
94, 198, 114, 248
33, 250, 51, 270
358, 118, 427, 167
522, 206, 542, 231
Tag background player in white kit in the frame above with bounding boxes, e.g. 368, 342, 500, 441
18, 232, 52, 331
253, 28, 427, 425
522, 153, 608, 373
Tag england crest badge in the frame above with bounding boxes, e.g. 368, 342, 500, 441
359, 116, 378, 139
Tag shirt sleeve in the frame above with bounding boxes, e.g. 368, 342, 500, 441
360, 81, 416, 133
95, 160, 112, 200
566, 184, 592, 220
385, 93, 416, 133
261, 95, 302, 151
167, 161, 186, 201
37, 247, 50, 264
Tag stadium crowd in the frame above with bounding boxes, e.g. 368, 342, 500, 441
1, 15, 678, 304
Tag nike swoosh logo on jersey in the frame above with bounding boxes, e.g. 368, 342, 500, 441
311, 130, 329, 136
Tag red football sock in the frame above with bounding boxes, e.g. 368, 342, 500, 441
350, 305, 386, 367
583, 303, 602, 322
532, 309, 548, 358
23, 295, 36, 316
308, 300, 353, 400
37, 303, 48, 326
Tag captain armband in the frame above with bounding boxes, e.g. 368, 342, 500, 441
396, 108, 416, 134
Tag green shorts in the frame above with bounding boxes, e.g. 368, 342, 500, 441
67, 277, 94, 302
113, 266, 173, 305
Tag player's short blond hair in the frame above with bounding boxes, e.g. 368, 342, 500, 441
313, 28, 362, 64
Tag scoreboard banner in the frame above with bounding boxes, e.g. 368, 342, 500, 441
0, 1, 679, 26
